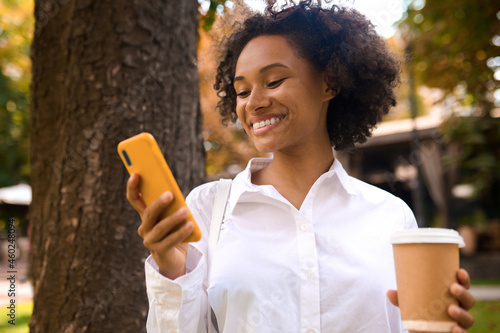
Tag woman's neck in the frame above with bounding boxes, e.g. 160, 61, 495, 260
251, 142, 334, 209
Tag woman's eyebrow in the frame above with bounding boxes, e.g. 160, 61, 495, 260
234, 63, 290, 82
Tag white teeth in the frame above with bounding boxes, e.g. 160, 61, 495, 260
253, 117, 283, 130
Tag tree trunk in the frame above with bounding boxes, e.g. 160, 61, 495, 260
29, 0, 204, 331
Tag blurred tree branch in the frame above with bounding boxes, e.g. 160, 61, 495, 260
400, 0, 499, 114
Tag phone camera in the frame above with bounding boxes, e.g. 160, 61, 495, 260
121, 149, 132, 166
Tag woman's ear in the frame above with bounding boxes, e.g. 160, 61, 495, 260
323, 73, 341, 100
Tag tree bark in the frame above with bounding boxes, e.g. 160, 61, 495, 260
29, 0, 204, 331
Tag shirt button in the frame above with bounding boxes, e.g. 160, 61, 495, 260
300, 224, 309, 232
305, 270, 315, 279
306, 329, 316, 333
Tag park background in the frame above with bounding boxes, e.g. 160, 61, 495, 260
0, 0, 499, 332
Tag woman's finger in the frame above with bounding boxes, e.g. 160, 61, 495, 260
448, 304, 474, 329
457, 269, 471, 290
450, 325, 468, 333
126, 173, 147, 214
450, 283, 475, 311
156, 220, 194, 251
143, 206, 188, 246
138, 191, 174, 237
386, 289, 399, 307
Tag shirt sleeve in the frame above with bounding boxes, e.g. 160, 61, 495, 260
401, 200, 418, 230
145, 249, 207, 333
143, 182, 217, 333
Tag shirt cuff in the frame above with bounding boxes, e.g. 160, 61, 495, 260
145, 245, 205, 302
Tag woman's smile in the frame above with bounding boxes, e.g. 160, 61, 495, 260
251, 115, 286, 134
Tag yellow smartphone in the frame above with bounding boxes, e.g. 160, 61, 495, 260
117, 132, 201, 243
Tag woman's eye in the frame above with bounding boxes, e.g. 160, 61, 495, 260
268, 78, 286, 88
236, 91, 250, 98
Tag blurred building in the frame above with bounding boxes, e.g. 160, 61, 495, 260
337, 113, 500, 256
0, 183, 31, 237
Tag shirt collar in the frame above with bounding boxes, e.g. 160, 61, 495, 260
227, 157, 271, 210
329, 155, 357, 196
227, 149, 357, 213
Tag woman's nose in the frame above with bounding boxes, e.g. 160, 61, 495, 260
245, 87, 271, 113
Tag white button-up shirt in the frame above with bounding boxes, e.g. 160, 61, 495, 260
145, 157, 417, 332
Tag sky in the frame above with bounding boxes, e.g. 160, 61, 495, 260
241, 0, 413, 38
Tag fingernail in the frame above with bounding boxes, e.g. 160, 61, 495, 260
161, 191, 172, 203
450, 304, 460, 316
179, 207, 187, 216
451, 283, 462, 296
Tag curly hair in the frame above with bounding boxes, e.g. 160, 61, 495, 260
214, 0, 401, 150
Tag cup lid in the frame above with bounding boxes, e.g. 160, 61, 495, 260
391, 228, 465, 248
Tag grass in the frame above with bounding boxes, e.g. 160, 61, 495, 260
0, 300, 498, 332
0, 302, 31, 333
469, 300, 500, 333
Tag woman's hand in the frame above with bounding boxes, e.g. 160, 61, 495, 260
447, 269, 475, 332
387, 268, 475, 333
127, 173, 194, 280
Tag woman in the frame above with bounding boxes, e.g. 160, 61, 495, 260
127, 1, 475, 332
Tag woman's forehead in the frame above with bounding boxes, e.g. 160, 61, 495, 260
235, 35, 303, 76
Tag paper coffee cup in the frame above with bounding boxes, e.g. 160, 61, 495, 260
391, 228, 465, 332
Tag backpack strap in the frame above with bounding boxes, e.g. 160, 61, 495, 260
208, 178, 232, 333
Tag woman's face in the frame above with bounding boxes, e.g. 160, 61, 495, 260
234, 35, 333, 154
